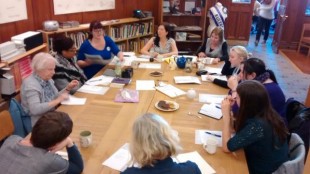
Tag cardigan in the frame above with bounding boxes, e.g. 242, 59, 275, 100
197, 38, 229, 61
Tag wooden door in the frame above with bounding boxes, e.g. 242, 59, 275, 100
220, 0, 254, 43
272, 0, 289, 53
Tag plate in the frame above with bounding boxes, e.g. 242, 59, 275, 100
150, 71, 163, 77
155, 100, 179, 112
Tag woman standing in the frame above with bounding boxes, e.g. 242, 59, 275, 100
255, 0, 276, 46
197, 27, 228, 64
77, 20, 124, 79
53, 36, 87, 93
221, 80, 288, 174
140, 24, 178, 59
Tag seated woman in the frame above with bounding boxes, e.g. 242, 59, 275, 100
53, 36, 87, 93
207, 45, 249, 88
221, 80, 289, 174
77, 20, 124, 79
140, 24, 178, 59
0, 111, 84, 174
197, 27, 228, 64
21, 52, 79, 126
228, 58, 286, 122
121, 113, 201, 174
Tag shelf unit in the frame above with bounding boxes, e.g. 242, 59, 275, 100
0, 44, 47, 103
159, 0, 207, 54
41, 17, 154, 53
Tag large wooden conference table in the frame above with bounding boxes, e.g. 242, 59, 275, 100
57, 62, 248, 174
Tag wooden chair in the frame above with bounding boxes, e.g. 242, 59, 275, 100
0, 111, 14, 143
298, 23, 310, 57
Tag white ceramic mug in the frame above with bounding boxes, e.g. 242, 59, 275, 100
131, 61, 139, 69
203, 137, 217, 154
80, 130, 92, 148
205, 58, 214, 65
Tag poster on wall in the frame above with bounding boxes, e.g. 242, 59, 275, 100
53, 0, 115, 15
0, 0, 28, 24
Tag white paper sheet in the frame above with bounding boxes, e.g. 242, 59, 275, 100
195, 129, 223, 147
77, 85, 109, 95
174, 76, 201, 84
61, 95, 86, 105
198, 94, 226, 104
85, 75, 114, 86
85, 54, 111, 65
155, 83, 186, 98
55, 151, 68, 160
199, 103, 222, 119
203, 67, 222, 74
138, 63, 161, 69
201, 75, 227, 82
109, 56, 135, 66
102, 143, 132, 172
136, 80, 155, 90
176, 151, 216, 174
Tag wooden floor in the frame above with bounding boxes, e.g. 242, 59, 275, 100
280, 49, 310, 74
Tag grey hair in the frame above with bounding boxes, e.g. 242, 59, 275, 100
31, 52, 56, 72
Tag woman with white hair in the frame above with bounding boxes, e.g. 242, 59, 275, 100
121, 113, 201, 174
207, 45, 250, 88
21, 52, 79, 126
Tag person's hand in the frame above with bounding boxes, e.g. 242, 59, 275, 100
212, 58, 220, 64
58, 92, 69, 102
227, 75, 239, 91
221, 96, 232, 123
198, 52, 206, 58
151, 52, 159, 58
84, 59, 93, 66
49, 137, 74, 153
66, 80, 79, 91
206, 75, 215, 82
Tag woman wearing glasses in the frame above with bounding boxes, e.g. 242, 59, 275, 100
53, 36, 87, 93
77, 20, 124, 79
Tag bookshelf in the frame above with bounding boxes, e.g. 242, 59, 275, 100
160, 0, 207, 54
0, 44, 47, 103
41, 17, 154, 53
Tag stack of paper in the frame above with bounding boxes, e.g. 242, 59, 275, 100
176, 151, 216, 174
201, 75, 227, 82
138, 63, 161, 69
203, 67, 222, 75
77, 85, 109, 95
195, 130, 223, 147
136, 80, 155, 90
85, 54, 111, 65
61, 95, 86, 105
155, 83, 186, 98
109, 55, 135, 66
199, 103, 222, 119
102, 143, 132, 172
174, 76, 201, 84
198, 94, 225, 104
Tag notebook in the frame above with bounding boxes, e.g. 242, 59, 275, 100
199, 103, 222, 119
155, 83, 186, 98
174, 76, 201, 84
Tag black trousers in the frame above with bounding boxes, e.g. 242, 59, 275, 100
255, 16, 273, 41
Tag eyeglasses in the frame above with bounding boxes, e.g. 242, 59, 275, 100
67, 48, 77, 53
93, 29, 103, 33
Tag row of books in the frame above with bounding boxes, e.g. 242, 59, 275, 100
110, 22, 153, 40
48, 32, 89, 52
9, 56, 32, 91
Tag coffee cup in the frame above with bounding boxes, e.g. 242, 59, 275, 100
202, 137, 217, 154
197, 62, 204, 71
205, 58, 214, 65
80, 130, 92, 148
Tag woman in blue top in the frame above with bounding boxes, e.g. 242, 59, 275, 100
121, 113, 201, 174
77, 20, 124, 79
221, 80, 289, 174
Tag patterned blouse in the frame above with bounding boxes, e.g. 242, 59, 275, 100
150, 37, 175, 54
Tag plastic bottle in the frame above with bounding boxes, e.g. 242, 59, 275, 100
115, 60, 122, 77
185, 58, 192, 73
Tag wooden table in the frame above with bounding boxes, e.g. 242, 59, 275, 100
57, 62, 248, 174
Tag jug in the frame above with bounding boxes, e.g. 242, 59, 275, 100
176, 56, 186, 69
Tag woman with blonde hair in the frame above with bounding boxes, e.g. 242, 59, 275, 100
197, 27, 229, 64
207, 45, 250, 88
121, 113, 201, 174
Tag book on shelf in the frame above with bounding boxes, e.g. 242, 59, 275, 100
187, 32, 201, 40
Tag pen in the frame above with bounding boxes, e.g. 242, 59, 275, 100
88, 79, 102, 83
215, 105, 221, 109
205, 131, 221, 137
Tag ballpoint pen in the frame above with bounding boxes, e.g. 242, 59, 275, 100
205, 131, 221, 137
88, 79, 102, 83
215, 105, 221, 109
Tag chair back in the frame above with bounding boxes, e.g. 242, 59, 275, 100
273, 133, 305, 174
9, 98, 32, 137
0, 111, 14, 144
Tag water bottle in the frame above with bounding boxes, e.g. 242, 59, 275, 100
185, 58, 192, 73
115, 60, 122, 77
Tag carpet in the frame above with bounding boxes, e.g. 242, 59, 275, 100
280, 49, 310, 74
